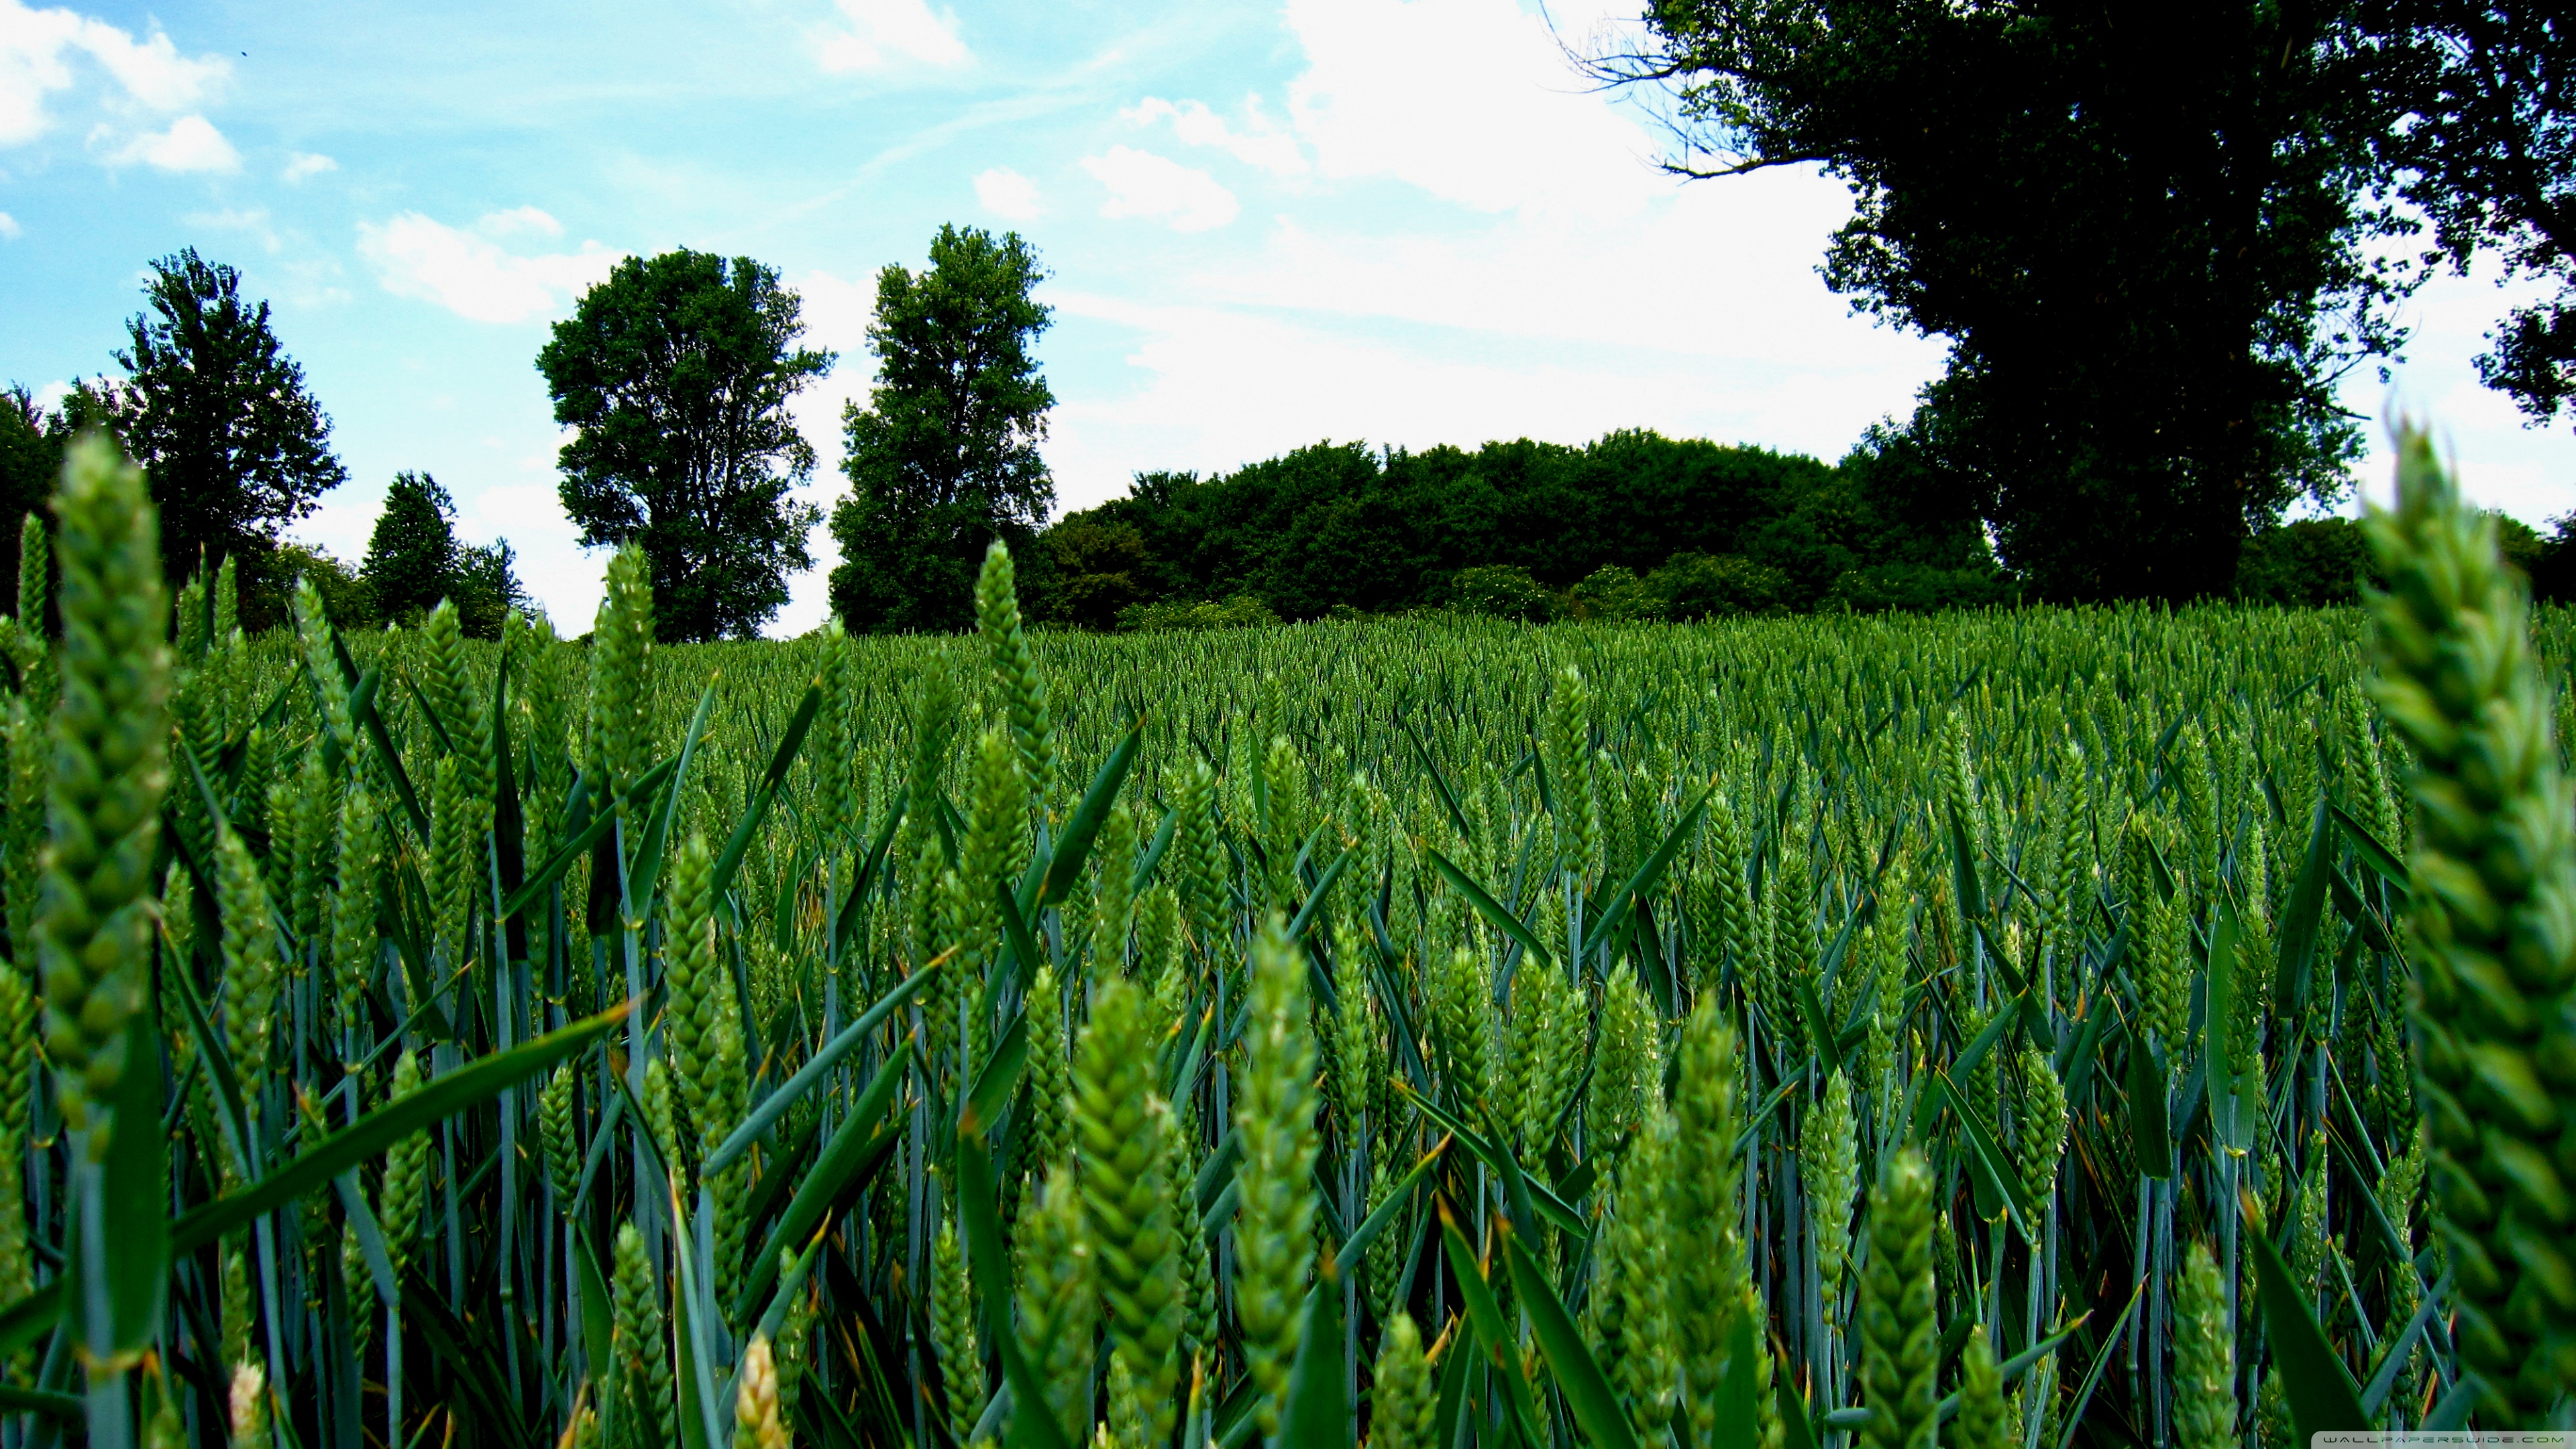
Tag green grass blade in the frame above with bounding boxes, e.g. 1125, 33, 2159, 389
2328, 800, 2408, 890
100, 1006, 167, 1352
1436, 1202, 1547, 1446
1938, 1072, 2039, 1236
955, 1115, 1076, 1449
626, 682, 720, 912
1030, 720, 1143, 912
2126, 1022, 2171, 1179
169, 1001, 632, 1255
1426, 847, 1551, 967
1332, 1137, 1448, 1278
1274, 1271, 1354, 1449
1501, 1225, 1641, 1449
499, 754, 678, 921
1578, 784, 1711, 958
2051, 1287, 2143, 1449
711, 682, 823, 906
2207, 894, 2254, 1152
733, 1040, 911, 1316
2272, 797, 2334, 1017
707, 961, 937, 1173
2243, 1191, 2370, 1438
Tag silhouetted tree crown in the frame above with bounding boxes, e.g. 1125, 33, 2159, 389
539, 248, 830, 642
93, 248, 346, 621
830, 224, 1054, 633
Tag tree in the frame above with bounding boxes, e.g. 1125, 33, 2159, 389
2365, 1, 2576, 426
276, 543, 371, 629
452, 539, 526, 641
1038, 514, 1146, 630
96, 248, 347, 616
1045, 429, 1984, 618
829, 225, 1055, 633
1593, 0, 2416, 600
362, 470, 460, 624
539, 250, 830, 643
0, 388, 60, 541
358, 469, 523, 639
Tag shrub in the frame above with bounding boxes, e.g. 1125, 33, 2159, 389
1570, 565, 1662, 621
1822, 561, 2008, 612
1452, 564, 1553, 621
1648, 551, 1792, 618
1116, 593, 1280, 632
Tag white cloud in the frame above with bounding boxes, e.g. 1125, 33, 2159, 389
1279, 0, 1654, 217
478, 205, 566, 239
356, 210, 623, 324
184, 205, 280, 253
280, 151, 337, 182
973, 166, 1043, 221
815, 0, 969, 74
2340, 258, 2576, 528
0, 212, 18, 239
1124, 96, 1308, 177
97, 112, 237, 172
1081, 146, 1238, 232
0, 1, 229, 147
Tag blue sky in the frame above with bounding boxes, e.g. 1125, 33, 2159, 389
2, 0, 2569, 634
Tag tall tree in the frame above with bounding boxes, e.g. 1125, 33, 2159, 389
830, 224, 1055, 633
1595, 0, 2415, 599
452, 539, 526, 641
0, 388, 58, 547
95, 248, 347, 613
358, 470, 523, 639
361, 470, 459, 625
539, 250, 830, 643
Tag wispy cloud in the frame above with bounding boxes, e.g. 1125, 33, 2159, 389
814, 0, 969, 74
0, 212, 19, 239
281, 151, 337, 182
356, 209, 622, 324
1, 0, 230, 151
1122, 97, 1307, 177
184, 205, 282, 253
95, 112, 237, 172
973, 166, 1042, 220
1081, 146, 1237, 231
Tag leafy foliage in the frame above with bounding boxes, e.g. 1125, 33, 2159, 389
1597, 0, 2417, 600
830, 224, 1055, 634
89, 248, 347, 625
355, 470, 523, 638
1046, 429, 2001, 625
540, 249, 831, 643
2366, 0, 2576, 426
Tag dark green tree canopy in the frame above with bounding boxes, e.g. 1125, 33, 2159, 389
539, 248, 831, 643
356, 470, 523, 639
1596, 0, 2416, 600
0, 388, 60, 553
830, 224, 1055, 633
96, 248, 347, 609
362, 470, 460, 625
1036, 429, 2002, 623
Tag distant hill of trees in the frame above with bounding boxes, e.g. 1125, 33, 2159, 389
1028, 428, 2010, 627
1018, 427, 2576, 629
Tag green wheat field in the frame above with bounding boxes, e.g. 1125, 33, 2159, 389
1, 429, 2571, 1448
